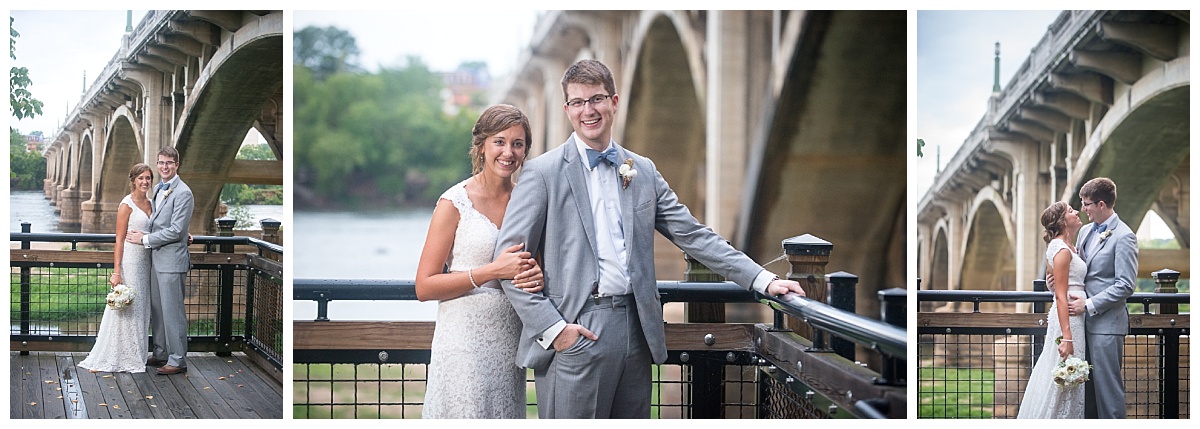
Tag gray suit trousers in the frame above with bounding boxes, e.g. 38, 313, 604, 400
150, 271, 188, 368
1084, 333, 1126, 418
533, 294, 650, 418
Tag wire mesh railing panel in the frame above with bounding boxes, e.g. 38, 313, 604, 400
11, 265, 111, 336
759, 368, 829, 418
247, 266, 284, 363
917, 333, 1037, 418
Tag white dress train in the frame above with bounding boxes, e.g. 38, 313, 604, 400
1016, 238, 1087, 419
421, 180, 526, 419
78, 195, 152, 373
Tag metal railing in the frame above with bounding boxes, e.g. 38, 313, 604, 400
293, 278, 907, 418
917, 274, 1189, 419
10, 221, 285, 379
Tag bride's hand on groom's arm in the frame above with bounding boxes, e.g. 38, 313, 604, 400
513, 260, 543, 293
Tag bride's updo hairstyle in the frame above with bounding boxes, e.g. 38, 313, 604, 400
469, 104, 532, 176
128, 162, 151, 190
1040, 201, 1069, 243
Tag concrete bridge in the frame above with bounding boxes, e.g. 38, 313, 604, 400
917, 10, 1190, 307
496, 10, 906, 319
41, 10, 283, 235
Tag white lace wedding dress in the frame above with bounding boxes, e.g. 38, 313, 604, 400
79, 195, 151, 373
1017, 238, 1087, 418
422, 180, 526, 419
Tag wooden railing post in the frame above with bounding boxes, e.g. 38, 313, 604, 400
877, 288, 906, 386
783, 234, 831, 346
260, 218, 282, 262
682, 250, 726, 418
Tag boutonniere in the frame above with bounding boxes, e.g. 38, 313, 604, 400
163, 189, 173, 198
619, 159, 637, 189
1099, 230, 1112, 242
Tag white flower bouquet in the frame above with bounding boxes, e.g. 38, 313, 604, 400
106, 284, 135, 310
1052, 356, 1091, 388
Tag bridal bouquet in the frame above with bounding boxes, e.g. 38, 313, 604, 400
1051, 356, 1091, 388
106, 284, 135, 310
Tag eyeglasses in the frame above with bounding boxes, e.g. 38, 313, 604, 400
1081, 201, 1096, 208
156, 161, 177, 166
565, 94, 612, 109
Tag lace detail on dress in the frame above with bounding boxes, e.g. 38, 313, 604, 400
1017, 238, 1087, 418
423, 179, 525, 418
78, 195, 151, 373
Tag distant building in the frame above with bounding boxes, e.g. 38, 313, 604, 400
438, 64, 490, 114
23, 132, 45, 153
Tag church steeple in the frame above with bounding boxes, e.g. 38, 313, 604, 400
992, 42, 1001, 93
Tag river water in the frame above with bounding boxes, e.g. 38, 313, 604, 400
8, 190, 284, 233
291, 208, 438, 321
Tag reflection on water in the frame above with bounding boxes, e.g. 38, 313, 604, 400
10, 190, 61, 232
293, 208, 438, 321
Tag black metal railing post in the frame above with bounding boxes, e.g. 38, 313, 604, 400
216, 217, 237, 356
1152, 268, 1181, 418
877, 288, 906, 386
827, 271, 858, 361
19, 222, 32, 354
682, 251, 725, 418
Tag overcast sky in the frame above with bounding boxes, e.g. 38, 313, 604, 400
9, 10, 150, 137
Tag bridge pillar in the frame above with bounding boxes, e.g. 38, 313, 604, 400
80, 200, 121, 235
57, 188, 83, 233
705, 10, 770, 239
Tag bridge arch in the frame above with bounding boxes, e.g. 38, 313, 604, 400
961, 190, 1018, 311
622, 12, 708, 279
173, 17, 283, 234
1071, 62, 1189, 230
742, 10, 907, 312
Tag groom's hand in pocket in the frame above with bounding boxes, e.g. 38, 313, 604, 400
552, 324, 597, 352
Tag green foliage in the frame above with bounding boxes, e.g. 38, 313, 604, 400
220, 141, 282, 205
294, 49, 477, 209
10, 17, 44, 122
918, 367, 996, 418
10, 268, 109, 321
10, 127, 46, 190
293, 25, 362, 81
917, 138, 925, 157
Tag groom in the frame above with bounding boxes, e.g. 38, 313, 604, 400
495, 59, 805, 418
127, 146, 194, 375
1068, 177, 1137, 418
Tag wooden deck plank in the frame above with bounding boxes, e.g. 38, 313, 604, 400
70, 353, 110, 419
11, 351, 281, 419
37, 353, 67, 419
56, 354, 90, 419
188, 355, 263, 418
215, 354, 283, 418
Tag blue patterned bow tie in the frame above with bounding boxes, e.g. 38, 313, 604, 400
156, 182, 170, 192
586, 148, 618, 169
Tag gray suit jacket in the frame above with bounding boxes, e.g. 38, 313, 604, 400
146, 178, 195, 273
496, 137, 765, 370
1075, 214, 1137, 336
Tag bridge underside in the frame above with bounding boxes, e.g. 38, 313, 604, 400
744, 10, 907, 317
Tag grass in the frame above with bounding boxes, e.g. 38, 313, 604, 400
918, 367, 996, 418
10, 267, 109, 321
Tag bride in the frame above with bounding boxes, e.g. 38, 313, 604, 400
79, 163, 154, 373
1017, 201, 1087, 418
415, 104, 544, 418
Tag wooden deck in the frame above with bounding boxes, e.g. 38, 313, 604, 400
10, 352, 282, 419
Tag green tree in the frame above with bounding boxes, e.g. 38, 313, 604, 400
293, 25, 362, 80
220, 142, 283, 205
10, 17, 44, 125
10, 128, 46, 190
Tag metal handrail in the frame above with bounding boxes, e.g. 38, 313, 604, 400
11, 232, 284, 255
293, 278, 906, 361
917, 290, 1190, 305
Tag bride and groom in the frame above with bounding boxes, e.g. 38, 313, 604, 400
415, 59, 805, 419
78, 147, 194, 375
1017, 177, 1137, 419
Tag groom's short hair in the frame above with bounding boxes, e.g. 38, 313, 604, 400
1080, 177, 1116, 207
158, 146, 181, 164
561, 59, 616, 101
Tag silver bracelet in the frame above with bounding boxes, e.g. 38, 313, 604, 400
1061, 339, 1073, 342
468, 269, 479, 288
